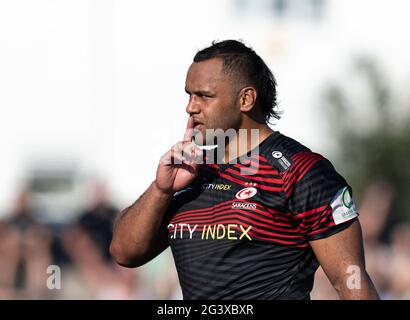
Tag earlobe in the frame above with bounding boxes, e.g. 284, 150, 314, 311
239, 87, 257, 112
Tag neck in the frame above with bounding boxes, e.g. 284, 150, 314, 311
222, 121, 274, 164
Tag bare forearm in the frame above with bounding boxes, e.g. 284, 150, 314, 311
110, 181, 173, 267
337, 271, 380, 300
111, 123, 201, 267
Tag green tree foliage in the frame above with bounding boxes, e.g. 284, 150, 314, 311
322, 57, 410, 221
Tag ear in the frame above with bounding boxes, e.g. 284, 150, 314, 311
238, 87, 257, 112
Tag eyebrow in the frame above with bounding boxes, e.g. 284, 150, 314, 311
184, 88, 214, 96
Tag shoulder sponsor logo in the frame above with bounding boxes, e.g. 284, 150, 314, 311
272, 150, 291, 171
342, 188, 353, 208
235, 187, 257, 200
272, 151, 283, 159
330, 186, 358, 225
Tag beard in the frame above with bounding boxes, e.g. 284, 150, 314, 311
191, 127, 218, 146
192, 99, 242, 145
192, 126, 241, 148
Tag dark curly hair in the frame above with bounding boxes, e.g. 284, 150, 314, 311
194, 40, 280, 123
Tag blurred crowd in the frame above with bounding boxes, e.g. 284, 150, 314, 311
0, 182, 181, 300
312, 182, 410, 299
0, 181, 408, 300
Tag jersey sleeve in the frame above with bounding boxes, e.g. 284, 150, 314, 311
286, 155, 359, 241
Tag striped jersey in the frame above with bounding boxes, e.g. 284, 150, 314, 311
165, 131, 358, 300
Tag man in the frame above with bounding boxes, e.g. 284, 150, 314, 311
110, 40, 379, 300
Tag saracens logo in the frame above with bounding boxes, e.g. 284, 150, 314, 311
235, 187, 257, 200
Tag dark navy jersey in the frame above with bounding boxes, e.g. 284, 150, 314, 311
164, 131, 358, 300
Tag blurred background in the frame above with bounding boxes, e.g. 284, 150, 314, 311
0, 0, 409, 299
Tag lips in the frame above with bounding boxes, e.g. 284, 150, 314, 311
192, 119, 204, 129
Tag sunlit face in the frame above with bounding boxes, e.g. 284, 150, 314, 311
185, 58, 241, 145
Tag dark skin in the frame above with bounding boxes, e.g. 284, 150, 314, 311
311, 220, 379, 299
184, 58, 273, 158
110, 57, 379, 299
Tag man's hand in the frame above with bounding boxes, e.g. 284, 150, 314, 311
110, 117, 203, 267
155, 116, 203, 194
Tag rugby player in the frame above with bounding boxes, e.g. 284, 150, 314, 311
110, 40, 379, 300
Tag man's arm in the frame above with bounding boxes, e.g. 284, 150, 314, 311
309, 219, 380, 299
110, 116, 201, 268
109, 181, 172, 268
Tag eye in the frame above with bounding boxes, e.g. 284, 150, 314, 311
199, 93, 212, 99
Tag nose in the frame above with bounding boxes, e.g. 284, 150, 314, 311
185, 95, 201, 115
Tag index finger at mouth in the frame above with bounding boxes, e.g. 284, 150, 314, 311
183, 116, 194, 142
182, 142, 204, 161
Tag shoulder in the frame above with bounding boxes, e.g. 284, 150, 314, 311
261, 132, 329, 176
260, 132, 347, 198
